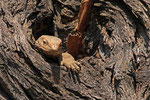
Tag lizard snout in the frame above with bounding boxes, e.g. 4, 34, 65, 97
52, 44, 59, 50
50, 43, 62, 57
51, 43, 62, 51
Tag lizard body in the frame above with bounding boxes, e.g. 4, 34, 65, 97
35, 35, 81, 72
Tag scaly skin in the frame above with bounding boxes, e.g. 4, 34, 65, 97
35, 35, 81, 72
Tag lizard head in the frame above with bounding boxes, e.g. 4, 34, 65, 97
35, 35, 62, 57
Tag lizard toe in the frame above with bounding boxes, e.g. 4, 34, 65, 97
75, 62, 82, 71
70, 63, 77, 72
71, 62, 80, 72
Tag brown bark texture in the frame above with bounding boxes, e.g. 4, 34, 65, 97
0, 0, 150, 100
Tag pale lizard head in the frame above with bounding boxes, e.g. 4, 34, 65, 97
35, 35, 62, 57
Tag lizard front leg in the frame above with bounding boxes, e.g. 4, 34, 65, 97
59, 52, 81, 72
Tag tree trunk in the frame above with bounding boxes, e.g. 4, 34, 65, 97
0, 0, 150, 100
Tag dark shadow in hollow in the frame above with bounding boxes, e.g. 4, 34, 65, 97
32, 15, 54, 40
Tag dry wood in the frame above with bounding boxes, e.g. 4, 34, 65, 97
67, 0, 93, 57
0, 0, 150, 100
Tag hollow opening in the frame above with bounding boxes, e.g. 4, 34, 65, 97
32, 16, 54, 40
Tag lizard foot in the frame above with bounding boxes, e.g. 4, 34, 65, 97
61, 53, 82, 72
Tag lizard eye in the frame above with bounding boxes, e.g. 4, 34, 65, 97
42, 40, 47, 45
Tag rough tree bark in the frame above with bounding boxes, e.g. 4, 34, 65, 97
0, 0, 150, 100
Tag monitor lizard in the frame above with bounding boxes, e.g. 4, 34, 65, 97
35, 35, 81, 72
